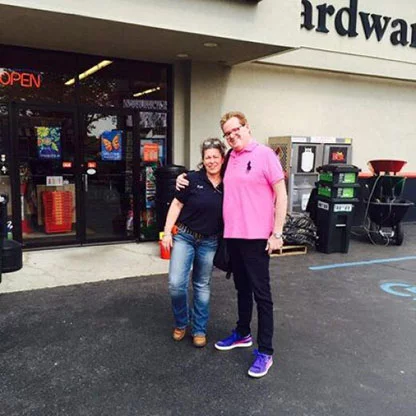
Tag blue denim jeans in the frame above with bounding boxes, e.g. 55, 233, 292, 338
168, 230, 218, 336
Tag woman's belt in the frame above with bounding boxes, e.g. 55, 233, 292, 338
176, 222, 217, 240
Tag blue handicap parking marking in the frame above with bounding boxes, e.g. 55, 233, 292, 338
380, 282, 416, 300
309, 256, 416, 271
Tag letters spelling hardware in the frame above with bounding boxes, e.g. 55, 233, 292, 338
301, 0, 416, 49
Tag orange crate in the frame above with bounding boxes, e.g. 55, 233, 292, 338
42, 191, 73, 234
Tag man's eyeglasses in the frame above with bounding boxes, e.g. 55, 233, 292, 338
223, 125, 243, 139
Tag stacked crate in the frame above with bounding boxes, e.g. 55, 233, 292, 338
42, 191, 73, 234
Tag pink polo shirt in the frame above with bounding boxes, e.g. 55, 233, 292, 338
223, 141, 284, 239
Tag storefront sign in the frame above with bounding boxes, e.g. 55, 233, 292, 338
301, 0, 416, 48
0, 69, 42, 88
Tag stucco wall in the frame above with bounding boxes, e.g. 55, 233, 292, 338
185, 61, 416, 173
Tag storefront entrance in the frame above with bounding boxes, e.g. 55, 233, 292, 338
13, 104, 138, 247
0, 45, 171, 249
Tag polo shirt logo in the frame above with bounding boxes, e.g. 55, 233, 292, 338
197, 185, 204, 189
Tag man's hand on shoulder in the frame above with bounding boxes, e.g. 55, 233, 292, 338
176, 173, 189, 190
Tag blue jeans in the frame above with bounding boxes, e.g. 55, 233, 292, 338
168, 230, 218, 336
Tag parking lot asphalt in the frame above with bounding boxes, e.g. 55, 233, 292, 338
1, 224, 416, 416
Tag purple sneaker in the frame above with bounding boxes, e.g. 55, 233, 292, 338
248, 349, 273, 378
214, 330, 253, 351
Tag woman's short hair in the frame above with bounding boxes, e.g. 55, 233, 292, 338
200, 137, 227, 159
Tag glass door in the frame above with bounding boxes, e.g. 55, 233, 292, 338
14, 105, 78, 247
0, 104, 13, 238
80, 110, 135, 243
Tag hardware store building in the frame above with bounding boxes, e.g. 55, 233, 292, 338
0, 0, 415, 249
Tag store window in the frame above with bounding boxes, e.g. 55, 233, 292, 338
0, 44, 172, 247
77, 56, 168, 108
0, 45, 77, 104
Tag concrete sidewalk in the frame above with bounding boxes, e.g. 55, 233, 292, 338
0, 242, 170, 294
1, 225, 416, 415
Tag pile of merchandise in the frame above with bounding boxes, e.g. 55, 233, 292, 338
283, 212, 317, 246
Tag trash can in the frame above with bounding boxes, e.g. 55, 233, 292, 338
314, 164, 361, 254
155, 165, 187, 232
0, 194, 22, 283
315, 197, 359, 253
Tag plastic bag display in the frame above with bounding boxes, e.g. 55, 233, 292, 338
283, 213, 317, 246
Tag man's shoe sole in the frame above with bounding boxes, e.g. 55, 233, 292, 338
214, 340, 253, 351
248, 360, 273, 378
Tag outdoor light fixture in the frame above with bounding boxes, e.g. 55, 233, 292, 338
176, 53, 189, 58
203, 42, 218, 48
133, 86, 161, 98
64, 60, 113, 86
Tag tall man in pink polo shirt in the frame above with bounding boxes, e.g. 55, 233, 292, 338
214, 111, 287, 378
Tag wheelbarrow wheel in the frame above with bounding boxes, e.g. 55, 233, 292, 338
394, 223, 404, 246
367, 219, 382, 244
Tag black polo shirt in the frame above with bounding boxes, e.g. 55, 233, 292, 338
174, 169, 223, 236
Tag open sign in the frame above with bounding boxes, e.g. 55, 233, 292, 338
0, 69, 41, 89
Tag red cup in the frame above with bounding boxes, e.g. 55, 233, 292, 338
159, 240, 171, 260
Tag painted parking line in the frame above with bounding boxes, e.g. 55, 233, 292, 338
309, 256, 416, 271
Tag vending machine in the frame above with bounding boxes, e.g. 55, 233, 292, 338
268, 136, 353, 213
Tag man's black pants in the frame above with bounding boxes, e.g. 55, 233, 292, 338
227, 238, 274, 355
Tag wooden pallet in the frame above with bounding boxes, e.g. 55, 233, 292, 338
270, 245, 307, 257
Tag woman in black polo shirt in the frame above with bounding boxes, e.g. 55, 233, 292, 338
162, 138, 226, 348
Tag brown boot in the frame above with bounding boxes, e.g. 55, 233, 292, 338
193, 335, 207, 348
172, 328, 186, 341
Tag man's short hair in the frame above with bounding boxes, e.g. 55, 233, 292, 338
220, 111, 248, 128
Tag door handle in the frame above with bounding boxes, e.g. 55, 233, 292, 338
83, 174, 88, 192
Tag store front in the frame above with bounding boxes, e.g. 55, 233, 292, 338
0, 45, 172, 248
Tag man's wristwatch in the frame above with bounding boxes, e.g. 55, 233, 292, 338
273, 232, 283, 239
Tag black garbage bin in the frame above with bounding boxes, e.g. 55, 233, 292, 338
315, 197, 359, 253
314, 164, 361, 254
0, 194, 23, 283
155, 165, 187, 232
